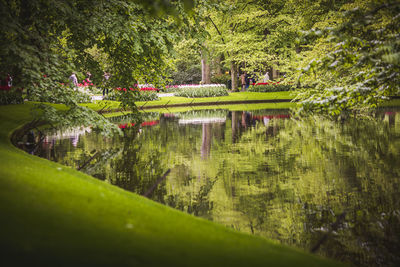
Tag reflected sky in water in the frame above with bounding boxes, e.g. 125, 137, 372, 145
21, 108, 400, 267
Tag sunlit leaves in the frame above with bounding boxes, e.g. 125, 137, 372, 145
297, 0, 400, 116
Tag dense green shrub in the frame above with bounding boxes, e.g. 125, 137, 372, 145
27, 84, 92, 103
174, 85, 228, 98
170, 65, 202, 85
211, 74, 231, 89
0, 89, 23, 105
247, 84, 293, 92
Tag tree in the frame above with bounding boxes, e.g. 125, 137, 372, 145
296, 0, 400, 115
0, 0, 193, 134
169, 38, 202, 85
192, 0, 304, 90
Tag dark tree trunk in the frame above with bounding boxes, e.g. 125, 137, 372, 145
215, 55, 223, 75
230, 61, 238, 91
201, 50, 211, 84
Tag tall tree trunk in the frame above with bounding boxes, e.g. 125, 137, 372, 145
215, 55, 222, 75
201, 50, 211, 84
272, 67, 278, 80
230, 61, 238, 91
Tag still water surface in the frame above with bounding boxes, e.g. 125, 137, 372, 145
23, 108, 400, 266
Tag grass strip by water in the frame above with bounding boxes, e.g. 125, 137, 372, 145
83, 91, 295, 112
137, 102, 296, 114
0, 103, 341, 266
137, 91, 294, 108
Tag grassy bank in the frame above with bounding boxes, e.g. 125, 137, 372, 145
0, 102, 340, 266
83, 91, 295, 112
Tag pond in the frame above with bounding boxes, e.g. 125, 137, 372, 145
20, 107, 400, 266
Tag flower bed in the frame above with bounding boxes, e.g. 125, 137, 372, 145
170, 84, 228, 98
247, 82, 293, 92
104, 87, 159, 102
165, 84, 226, 93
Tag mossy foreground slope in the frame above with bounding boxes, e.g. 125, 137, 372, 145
0, 104, 340, 267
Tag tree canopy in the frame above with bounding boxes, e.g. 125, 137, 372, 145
1, 0, 399, 118
297, 0, 400, 115
0, 0, 194, 133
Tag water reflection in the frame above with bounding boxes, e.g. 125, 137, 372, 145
22, 108, 400, 267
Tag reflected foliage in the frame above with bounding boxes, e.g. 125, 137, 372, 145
29, 108, 400, 266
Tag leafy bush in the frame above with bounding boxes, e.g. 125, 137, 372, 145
211, 74, 231, 89
247, 83, 293, 92
170, 65, 202, 85
0, 89, 23, 105
27, 83, 92, 103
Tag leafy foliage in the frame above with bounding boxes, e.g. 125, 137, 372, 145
211, 74, 231, 89
169, 39, 202, 85
32, 103, 121, 137
194, 0, 305, 90
0, 0, 193, 135
28, 83, 91, 104
0, 89, 23, 105
297, 1, 400, 115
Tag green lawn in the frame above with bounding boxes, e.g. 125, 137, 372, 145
0, 102, 341, 266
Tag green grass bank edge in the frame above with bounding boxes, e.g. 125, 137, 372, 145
83, 91, 295, 113
0, 103, 341, 267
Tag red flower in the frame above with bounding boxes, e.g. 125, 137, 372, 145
141, 120, 159, 127
140, 87, 158, 91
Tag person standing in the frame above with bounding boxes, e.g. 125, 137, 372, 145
6, 74, 12, 87
69, 72, 78, 87
263, 72, 270, 82
102, 71, 110, 97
